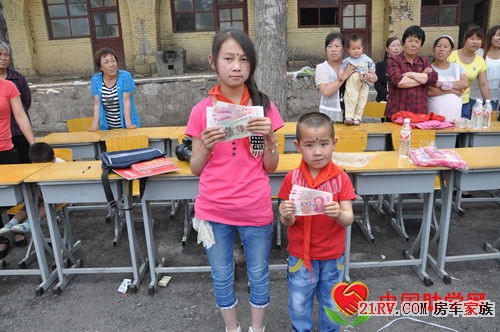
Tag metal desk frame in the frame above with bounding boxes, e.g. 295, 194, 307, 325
39, 178, 147, 294
0, 181, 57, 295
344, 170, 437, 286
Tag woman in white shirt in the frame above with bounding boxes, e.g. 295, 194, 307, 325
484, 25, 500, 112
428, 35, 468, 122
315, 32, 355, 122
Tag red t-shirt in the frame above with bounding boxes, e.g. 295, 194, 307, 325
0, 80, 20, 151
278, 164, 357, 260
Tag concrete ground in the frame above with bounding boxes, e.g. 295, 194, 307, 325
0, 196, 498, 332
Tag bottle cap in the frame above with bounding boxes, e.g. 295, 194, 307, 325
486, 99, 491, 103
404, 118, 410, 123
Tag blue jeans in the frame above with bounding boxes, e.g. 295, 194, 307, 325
461, 100, 476, 119
205, 221, 273, 309
287, 255, 345, 332
492, 100, 499, 113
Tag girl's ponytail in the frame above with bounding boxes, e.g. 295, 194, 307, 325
246, 77, 270, 114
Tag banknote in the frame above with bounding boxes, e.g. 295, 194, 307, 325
289, 185, 333, 216
206, 101, 264, 141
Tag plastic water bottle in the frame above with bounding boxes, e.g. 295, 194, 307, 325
399, 118, 412, 158
471, 99, 483, 129
482, 99, 492, 129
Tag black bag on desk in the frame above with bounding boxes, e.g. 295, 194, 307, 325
101, 147, 165, 209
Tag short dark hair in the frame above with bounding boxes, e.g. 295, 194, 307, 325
94, 47, 118, 69
402, 25, 426, 46
29, 142, 54, 163
325, 32, 345, 49
348, 34, 363, 48
463, 25, 484, 42
296, 112, 335, 142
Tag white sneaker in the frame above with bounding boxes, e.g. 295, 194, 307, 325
11, 222, 31, 234
249, 326, 265, 332
0, 223, 14, 236
226, 324, 241, 332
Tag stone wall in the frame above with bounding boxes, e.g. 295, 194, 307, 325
29, 73, 376, 135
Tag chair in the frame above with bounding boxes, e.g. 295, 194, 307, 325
105, 135, 149, 245
54, 148, 74, 162
491, 110, 499, 122
363, 102, 386, 122
335, 130, 368, 152
66, 117, 94, 132
391, 129, 436, 150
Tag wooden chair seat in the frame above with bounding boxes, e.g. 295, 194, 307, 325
66, 117, 94, 132
335, 130, 368, 152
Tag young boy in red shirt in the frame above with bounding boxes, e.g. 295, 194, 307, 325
279, 112, 356, 331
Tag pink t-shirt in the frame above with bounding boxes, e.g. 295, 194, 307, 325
185, 97, 284, 226
0, 80, 20, 151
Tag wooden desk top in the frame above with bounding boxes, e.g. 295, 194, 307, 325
24, 160, 104, 183
277, 121, 472, 135
24, 159, 191, 183
0, 163, 52, 185
467, 121, 500, 133
39, 131, 102, 144
276, 151, 446, 174
454, 147, 500, 169
99, 126, 184, 140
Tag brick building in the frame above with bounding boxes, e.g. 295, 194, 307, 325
1, 0, 499, 78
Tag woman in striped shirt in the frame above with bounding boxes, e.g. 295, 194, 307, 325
89, 48, 140, 130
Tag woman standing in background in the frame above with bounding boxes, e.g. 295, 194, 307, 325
448, 25, 490, 119
484, 25, 500, 111
315, 32, 355, 123
89, 48, 140, 131
0, 41, 32, 163
374, 37, 402, 102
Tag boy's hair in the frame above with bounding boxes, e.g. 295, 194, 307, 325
210, 29, 270, 111
325, 32, 345, 49
348, 34, 363, 48
94, 47, 118, 69
296, 112, 335, 142
29, 142, 55, 163
485, 25, 500, 57
402, 25, 426, 46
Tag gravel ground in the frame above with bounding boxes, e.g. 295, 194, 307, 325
0, 197, 498, 332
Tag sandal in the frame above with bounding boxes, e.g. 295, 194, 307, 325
0, 236, 10, 259
14, 234, 28, 248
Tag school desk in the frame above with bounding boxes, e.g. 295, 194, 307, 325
39, 131, 102, 160
99, 126, 184, 156
276, 122, 465, 153
140, 152, 443, 293
466, 121, 500, 147
0, 163, 57, 295
427, 146, 500, 284
24, 160, 147, 294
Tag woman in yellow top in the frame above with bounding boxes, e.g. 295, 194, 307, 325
448, 25, 490, 119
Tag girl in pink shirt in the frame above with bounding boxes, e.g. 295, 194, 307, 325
185, 29, 284, 332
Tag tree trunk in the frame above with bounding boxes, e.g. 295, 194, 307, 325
254, 0, 288, 120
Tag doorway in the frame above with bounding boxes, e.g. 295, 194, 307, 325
89, 0, 125, 69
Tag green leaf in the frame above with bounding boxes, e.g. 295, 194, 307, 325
324, 307, 347, 326
351, 315, 371, 326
